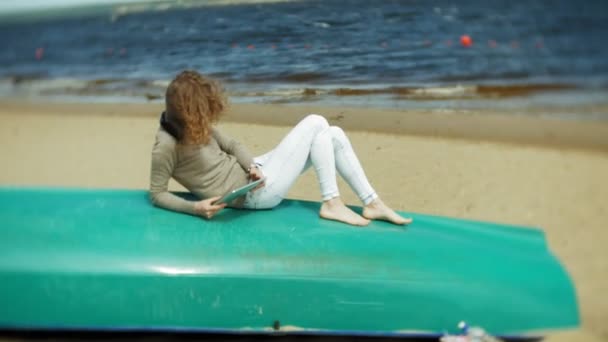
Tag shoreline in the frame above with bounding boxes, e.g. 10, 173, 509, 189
2, 76, 608, 122
2, 100, 608, 151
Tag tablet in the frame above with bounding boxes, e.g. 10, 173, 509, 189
215, 178, 265, 205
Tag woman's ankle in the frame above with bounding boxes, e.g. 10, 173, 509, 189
365, 197, 383, 209
362, 198, 412, 225
320, 197, 370, 226
323, 196, 343, 207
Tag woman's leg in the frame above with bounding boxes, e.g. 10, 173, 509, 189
328, 126, 412, 225
327, 126, 378, 204
245, 115, 368, 226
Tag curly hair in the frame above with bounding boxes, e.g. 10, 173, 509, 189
165, 70, 227, 145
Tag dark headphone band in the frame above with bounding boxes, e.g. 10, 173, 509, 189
160, 111, 183, 140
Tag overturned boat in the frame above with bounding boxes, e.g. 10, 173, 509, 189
0, 187, 579, 339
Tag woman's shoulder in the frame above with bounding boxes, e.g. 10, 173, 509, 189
210, 126, 222, 137
153, 127, 178, 151
210, 126, 234, 144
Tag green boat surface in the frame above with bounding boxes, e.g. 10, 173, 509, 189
0, 187, 579, 338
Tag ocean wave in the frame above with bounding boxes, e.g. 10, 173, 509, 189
409, 85, 477, 98
244, 72, 328, 83
234, 83, 580, 101
111, 0, 301, 20
151, 80, 171, 88
476, 84, 576, 97
7, 77, 90, 92
0, 76, 584, 103
0, 77, 166, 101
326, 84, 576, 99
233, 88, 326, 98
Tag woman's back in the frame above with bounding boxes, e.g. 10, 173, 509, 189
150, 127, 251, 208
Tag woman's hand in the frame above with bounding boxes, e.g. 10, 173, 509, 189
194, 196, 226, 219
248, 164, 265, 191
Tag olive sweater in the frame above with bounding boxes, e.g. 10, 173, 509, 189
149, 127, 254, 214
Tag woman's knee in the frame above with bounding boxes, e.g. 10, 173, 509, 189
329, 126, 348, 144
302, 114, 329, 132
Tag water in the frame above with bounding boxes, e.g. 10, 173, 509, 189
1, 0, 607, 116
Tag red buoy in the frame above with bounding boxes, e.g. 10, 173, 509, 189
460, 35, 473, 47
35, 48, 44, 60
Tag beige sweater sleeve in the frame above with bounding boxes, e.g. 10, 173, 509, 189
149, 131, 198, 216
212, 128, 254, 170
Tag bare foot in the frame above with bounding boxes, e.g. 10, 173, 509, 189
320, 197, 370, 226
363, 199, 412, 225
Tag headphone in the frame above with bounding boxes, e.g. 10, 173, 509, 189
159, 111, 183, 140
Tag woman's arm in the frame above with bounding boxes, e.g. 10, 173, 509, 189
150, 131, 227, 219
212, 128, 254, 170
149, 134, 199, 215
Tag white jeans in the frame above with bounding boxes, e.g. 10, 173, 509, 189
243, 114, 378, 209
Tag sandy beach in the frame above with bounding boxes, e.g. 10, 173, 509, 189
1, 100, 607, 341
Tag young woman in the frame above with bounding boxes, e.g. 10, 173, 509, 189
150, 70, 411, 226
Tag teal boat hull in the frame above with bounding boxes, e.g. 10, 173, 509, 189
0, 187, 579, 337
